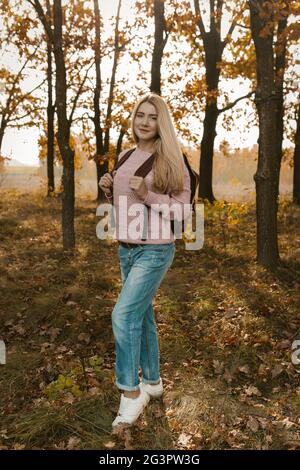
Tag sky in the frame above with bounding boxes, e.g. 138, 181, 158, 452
0, 0, 297, 166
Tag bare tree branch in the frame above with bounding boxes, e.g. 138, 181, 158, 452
236, 22, 250, 29
26, 0, 54, 43
217, 90, 255, 114
6, 109, 36, 125
68, 61, 94, 126
6, 77, 47, 120
193, 0, 207, 38
5, 43, 41, 113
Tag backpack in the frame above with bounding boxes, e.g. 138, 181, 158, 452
108, 147, 199, 239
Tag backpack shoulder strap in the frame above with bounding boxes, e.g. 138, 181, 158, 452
109, 147, 136, 175
111, 150, 198, 197
135, 151, 198, 192
110, 148, 157, 178
182, 152, 199, 189
134, 152, 157, 177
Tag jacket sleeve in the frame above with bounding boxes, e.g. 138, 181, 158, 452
141, 164, 192, 222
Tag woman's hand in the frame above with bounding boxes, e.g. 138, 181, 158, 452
99, 171, 116, 195
129, 176, 149, 201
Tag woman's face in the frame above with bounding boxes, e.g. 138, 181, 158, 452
133, 102, 158, 144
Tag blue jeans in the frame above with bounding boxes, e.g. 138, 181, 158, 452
112, 242, 176, 391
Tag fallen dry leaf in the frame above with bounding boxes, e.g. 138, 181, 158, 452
247, 416, 259, 432
66, 436, 81, 449
104, 440, 115, 449
245, 385, 261, 397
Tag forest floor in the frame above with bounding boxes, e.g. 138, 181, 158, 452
0, 189, 300, 450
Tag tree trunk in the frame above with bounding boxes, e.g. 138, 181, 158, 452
150, 0, 168, 95
193, 0, 225, 203
199, 92, 219, 203
249, 0, 280, 268
53, 0, 75, 249
116, 128, 126, 156
103, 1, 122, 159
93, 0, 106, 202
0, 127, 4, 156
293, 95, 300, 205
93, 0, 122, 202
46, 0, 55, 196
274, 14, 288, 202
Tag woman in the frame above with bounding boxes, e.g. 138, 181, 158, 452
99, 92, 191, 428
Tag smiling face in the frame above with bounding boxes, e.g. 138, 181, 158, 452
133, 101, 159, 144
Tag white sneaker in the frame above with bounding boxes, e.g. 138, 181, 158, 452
112, 388, 150, 427
139, 377, 163, 398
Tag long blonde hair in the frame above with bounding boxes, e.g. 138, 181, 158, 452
129, 93, 186, 194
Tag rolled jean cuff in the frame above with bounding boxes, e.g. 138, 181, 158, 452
141, 377, 160, 385
116, 380, 140, 392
